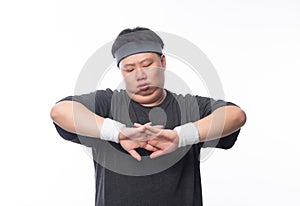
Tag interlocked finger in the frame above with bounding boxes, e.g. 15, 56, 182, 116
143, 143, 158, 152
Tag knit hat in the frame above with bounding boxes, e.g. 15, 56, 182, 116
111, 28, 164, 66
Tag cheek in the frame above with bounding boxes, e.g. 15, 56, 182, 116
123, 75, 136, 90
151, 70, 164, 82
123, 73, 134, 82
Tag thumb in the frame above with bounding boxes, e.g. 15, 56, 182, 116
150, 150, 165, 159
128, 149, 142, 161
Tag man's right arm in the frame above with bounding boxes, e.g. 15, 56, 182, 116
50, 100, 105, 138
50, 100, 155, 148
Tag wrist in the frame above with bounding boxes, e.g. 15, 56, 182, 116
100, 118, 125, 143
118, 129, 127, 141
174, 122, 199, 147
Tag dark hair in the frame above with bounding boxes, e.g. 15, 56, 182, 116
118, 27, 149, 37
111, 27, 164, 58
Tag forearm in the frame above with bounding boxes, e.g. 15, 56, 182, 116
195, 106, 246, 142
50, 101, 104, 138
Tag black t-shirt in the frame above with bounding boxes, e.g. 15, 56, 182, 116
54, 89, 240, 206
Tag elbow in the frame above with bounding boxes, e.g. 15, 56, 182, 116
50, 102, 66, 123
50, 104, 59, 122
234, 107, 247, 128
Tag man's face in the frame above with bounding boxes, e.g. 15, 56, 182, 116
119, 52, 166, 102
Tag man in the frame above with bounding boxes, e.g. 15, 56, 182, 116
51, 27, 246, 206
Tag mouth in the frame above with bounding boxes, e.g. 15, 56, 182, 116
138, 83, 150, 91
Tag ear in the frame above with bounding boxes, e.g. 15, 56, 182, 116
160, 54, 166, 69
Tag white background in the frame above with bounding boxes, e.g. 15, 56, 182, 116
1, 0, 299, 205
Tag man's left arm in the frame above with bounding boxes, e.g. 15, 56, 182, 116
195, 105, 246, 143
146, 105, 246, 158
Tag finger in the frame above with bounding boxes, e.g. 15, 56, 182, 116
145, 125, 163, 134
150, 150, 166, 159
137, 122, 152, 127
145, 129, 156, 137
128, 149, 142, 161
153, 125, 164, 129
136, 122, 152, 132
134, 122, 151, 127
147, 140, 160, 148
136, 126, 147, 133
145, 122, 152, 126
143, 144, 158, 152
144, 133, 152, 141
134, 123, 143, 128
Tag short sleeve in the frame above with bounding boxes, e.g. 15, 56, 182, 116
196, 96, 241, 149
60, 88, 113, 116
52, 89, 113, 147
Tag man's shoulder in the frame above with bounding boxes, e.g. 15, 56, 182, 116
94, 88, 126, 97
166, 90, 202, 101
108, 89, 130, 104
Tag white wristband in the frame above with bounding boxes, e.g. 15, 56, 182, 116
174, 122, 199, 147
100, 118, 125, 143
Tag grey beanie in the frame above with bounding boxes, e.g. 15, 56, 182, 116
111, 29, 164, 66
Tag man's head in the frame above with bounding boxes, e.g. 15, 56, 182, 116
112, 27, 164, 67
112, 27, 167, 106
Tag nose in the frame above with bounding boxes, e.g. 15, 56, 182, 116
136, 67, 147, 81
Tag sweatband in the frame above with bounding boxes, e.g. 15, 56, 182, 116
100, 118, 125, 143
115, 41, 163, 66
174, 123, 200, 147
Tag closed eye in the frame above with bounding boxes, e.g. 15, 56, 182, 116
142, 62, 153, 68
140, 58, 153, 68
124, 68, 134, 72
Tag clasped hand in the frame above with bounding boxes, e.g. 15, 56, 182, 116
119, 123, 179, 161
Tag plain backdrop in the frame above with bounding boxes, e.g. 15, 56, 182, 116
0, 0, 299, 205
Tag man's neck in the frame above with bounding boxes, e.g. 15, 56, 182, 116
127, 89, 167, 107
140, 89, 167, 107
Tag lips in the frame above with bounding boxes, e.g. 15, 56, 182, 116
138, 83, 150, 91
